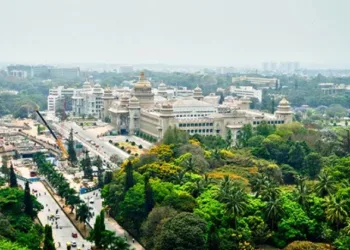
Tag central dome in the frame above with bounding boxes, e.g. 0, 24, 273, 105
134, 72, 152, 89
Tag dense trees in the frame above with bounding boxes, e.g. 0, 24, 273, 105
101, 121, 350, 249
81, 150, 93, 180
76, 203, 92, 229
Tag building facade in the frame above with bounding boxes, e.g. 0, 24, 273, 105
229, 86, 262, 102
104, 72, 293, 143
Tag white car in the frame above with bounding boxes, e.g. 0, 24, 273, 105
72, 241, 77, 247
55, 214, 60, 219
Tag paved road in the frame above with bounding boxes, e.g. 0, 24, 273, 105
17, 180, 90, 249
80, 191, 144, 250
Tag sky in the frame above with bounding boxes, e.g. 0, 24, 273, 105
0, 0, 349, 68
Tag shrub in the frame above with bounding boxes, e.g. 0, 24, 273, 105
127, 150, 131, 154
109, 140, 113, 144
138, 144, 143, 149
121, 146, 125, 150
135, 153, 139, 157
115, 143, 119, 147
131, 141, 136, 146
126, 139, 129, 142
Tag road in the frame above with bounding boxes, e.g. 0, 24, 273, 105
80, 191, 144, 250
52, 121, 129, 167
17, 180, 90, 249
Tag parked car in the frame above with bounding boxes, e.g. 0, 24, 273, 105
89, 199, 94, 204
72, 241, 77, 247
72, 232, 78, 238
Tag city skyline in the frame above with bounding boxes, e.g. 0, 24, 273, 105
0, 0, 349, 68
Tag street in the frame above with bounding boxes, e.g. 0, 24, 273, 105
18, 180, 90, 249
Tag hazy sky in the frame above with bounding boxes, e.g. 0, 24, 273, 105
0, 0, 349, 67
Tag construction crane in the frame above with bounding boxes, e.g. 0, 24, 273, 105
35, 110, 69, 160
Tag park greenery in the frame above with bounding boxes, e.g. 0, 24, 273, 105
102, 125, 350, 250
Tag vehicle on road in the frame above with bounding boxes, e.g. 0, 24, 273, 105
72, 241, 77, 247
89, 199, 94, 204
55, 214, 60, 219
72, 232, 78, 238
32, 189, 37, 193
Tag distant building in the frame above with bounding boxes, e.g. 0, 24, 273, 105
31, 65, 50, 77
229, 86, 262, 102
9, 70, 28, 79
232, 76, 279, 89
119, 65, 134, 73
47, 86, 76, 112
49, 67, 80, 79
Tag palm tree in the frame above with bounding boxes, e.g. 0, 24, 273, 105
260, 181, 281, 202
202, 173, 215, 187
67, 195, 81, 213
217, 179, 248, 228
76, 203, 93, 229
315, 171, 336, 197
172, 169, 187, 185
251, 173, 270, 198
325, 196, 348, 231
264, 198, 283, 230
295, 175, 309, 209
191, 180, 205, 198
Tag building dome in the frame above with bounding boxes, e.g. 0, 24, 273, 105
162, 102, 173, 109
93, 83, 103, 94
83, 80, 91, 89
194, 85, 202, 92
129, 96, 139, 103
279, 97, 290, 106
134, 72, 152, 89
159, 81, 166, 88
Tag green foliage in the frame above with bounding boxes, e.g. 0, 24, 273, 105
23, 182, 34, 218
0, 239, 29, 250
9, 163, 18, 188
43, 225, 55, 250
124, 161, 134, 193
144, 177, 155, 214
67, 128, 77, 164
81, 150, 93, 180
154, 212, 207, 250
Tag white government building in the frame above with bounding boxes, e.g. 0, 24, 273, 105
48, 72, 293, 142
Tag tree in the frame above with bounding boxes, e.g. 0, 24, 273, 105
237, 124, 253, 147
104, 170, 113, 185
23, 181, 33, 217
43, 225, 55, 250
256, 121, 275, 137
144, 176, 155, 214
76, 203, 93, 229
101, 230, 130, 250
81, 150, 93, 180
66, 194, 81, 214
314, 171, 336, 197
325, 196, 348, 231
124, 161, 134, 193
288, 142, 306, 170
67, 129, 77, 164
1, 156, 10, 179
264, 198, 283, 230
207, 223, 220, 250
305, 152, 322, 179
154, 212, 207, 250
295, 175, 309, 209
226, 129, 233, 146
92, 214, 103, 248
94, 156, 104, 187
217, 180, 248, 228
141, 206, 178, 250
9, 163, 18, 188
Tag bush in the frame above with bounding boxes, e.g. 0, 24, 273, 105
131, 141, 136, 146
109, 140, 113, 144
138, 144, 143, 149
126, 139, 129, 142
135, 153, 139, 157
127, 150, 131, 154
115, 143, 119, 147
121, 146, 125, 150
